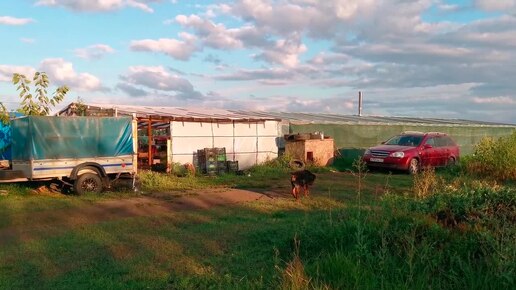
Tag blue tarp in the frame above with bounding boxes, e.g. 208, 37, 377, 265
0, 113, 23, 160
0, 123, 11, 160
11, 116, 134, 160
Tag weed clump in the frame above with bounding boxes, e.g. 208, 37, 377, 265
247, 155, 291, 176
463, 131, 516, 181
278, 237, 311, 290
138, 170, 212, 191
412, 167, 444, 198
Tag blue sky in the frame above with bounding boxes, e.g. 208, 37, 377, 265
1, 0, 515, 123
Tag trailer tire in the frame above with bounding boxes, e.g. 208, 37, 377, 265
74, 173, 103, 195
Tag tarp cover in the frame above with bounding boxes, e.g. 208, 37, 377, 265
0, 122, 11, 160
0, 113, 24, 160
12, 116, 133, 160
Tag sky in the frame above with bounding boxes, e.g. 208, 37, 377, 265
0, 0, 515, 124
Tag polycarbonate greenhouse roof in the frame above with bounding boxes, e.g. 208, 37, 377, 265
58, 103, 515, 127
244, 111, 516, 127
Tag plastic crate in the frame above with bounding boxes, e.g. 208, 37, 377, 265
226, 161, 239, 172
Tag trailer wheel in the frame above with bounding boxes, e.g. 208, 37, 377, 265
74, 173, 103, 195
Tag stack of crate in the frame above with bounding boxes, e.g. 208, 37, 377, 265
197, 147, 227, 175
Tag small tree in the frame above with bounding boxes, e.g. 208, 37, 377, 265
0, 103, 8, 124
0, 72, 69, 124
11, 72, 69, 116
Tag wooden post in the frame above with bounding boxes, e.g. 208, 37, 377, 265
148, 117, 152, 166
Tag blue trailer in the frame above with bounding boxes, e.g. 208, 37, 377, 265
0, 116, 138, 194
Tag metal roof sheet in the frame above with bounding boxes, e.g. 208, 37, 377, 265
58, 103, 280, 122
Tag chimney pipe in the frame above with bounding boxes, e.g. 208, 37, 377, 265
358, 91, 363, 117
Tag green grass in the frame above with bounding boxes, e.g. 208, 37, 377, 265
0, 168, 514, 289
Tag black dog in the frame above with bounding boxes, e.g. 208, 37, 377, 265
290, 169, 316, 200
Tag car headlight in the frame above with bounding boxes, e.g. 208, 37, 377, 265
364, 149, 371, 156
390, 151, 404, 158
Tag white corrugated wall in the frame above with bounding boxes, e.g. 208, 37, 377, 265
170, 120, 280, 169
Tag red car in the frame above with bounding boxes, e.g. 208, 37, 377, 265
362, 132, 460, 174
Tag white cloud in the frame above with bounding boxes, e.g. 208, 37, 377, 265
173, 12, 308, 67
175, 14, 244, 49
1, 61, 103, 93
308, 52, 350, 66
230, 0, 320, 35
121, 66, 193, 92
332, 0, 376, 19
0, 65, 36, 82
175, 13, 271, 49
214, 67, 296, 81
255, 34, 307, 67
126, 0, 154, 13
116, 82, 148, 97
74, 44, 115, 60
437, 3, 460, 12
228, 0, 379, 38
20, 38, 36, 44
130, 33, 198, 60
35, 0, 157, 13
118, 66, 204, 100
0, 16, 34, 25
473, 96, 516, 105
171, 1, 437, 68
475, 0, 516, 11
39, 58, 104, 91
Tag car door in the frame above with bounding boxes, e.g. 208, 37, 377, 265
420, 137, 439, 167
440, 136, 456, 165
434, 136, 448, 166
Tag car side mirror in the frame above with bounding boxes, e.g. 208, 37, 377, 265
380, 141, 386, 144
423, 144, 432, 149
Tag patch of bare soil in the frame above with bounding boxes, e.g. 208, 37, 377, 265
0, 188, 276, 245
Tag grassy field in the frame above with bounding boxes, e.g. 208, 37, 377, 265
0, 165, 514, 289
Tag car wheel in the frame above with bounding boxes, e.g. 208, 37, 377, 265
74, 173, 103, 195
408, 158, 420, 175
447, 156, 456, 167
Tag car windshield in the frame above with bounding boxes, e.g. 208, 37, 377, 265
384, 135, 423, 147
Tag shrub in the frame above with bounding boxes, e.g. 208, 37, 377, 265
260, 154, 292, 169
247, 155, 291, 177
464, 131, 516, 181
386, 182, 516, 231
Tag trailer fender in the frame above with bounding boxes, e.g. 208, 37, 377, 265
70, 163, 107, 180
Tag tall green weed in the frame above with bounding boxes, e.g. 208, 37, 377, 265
464, 131, 516, 181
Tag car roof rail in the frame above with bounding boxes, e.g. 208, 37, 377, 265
425, 132, 446, 136
401, 131, 425, 135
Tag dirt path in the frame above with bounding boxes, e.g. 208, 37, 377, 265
0, 188, 284, 245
